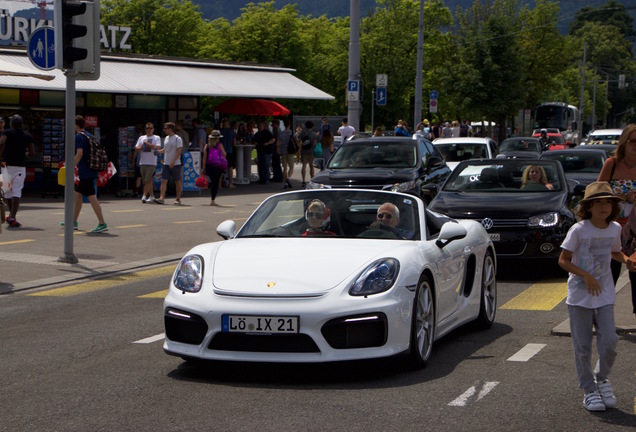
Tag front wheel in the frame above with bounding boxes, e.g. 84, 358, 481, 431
475, 251, 497, 329
409, 276, 435, 369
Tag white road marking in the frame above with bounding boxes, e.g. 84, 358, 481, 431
507, 343, 546, 362
133, 333, 165, 344
448, 381, 499, 406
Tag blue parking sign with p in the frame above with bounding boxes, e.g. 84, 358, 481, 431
348, 80, 359, 92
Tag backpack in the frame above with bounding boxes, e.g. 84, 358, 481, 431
81, 132, 108, 171
459, 123, 469, 137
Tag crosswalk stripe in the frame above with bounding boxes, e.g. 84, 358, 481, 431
138, 289, 169, 299
507, 343, 546, 362
448, 382, 499, 406
28, 265, 175, 297
133, 333, 165, 344
500, 280, 567, 310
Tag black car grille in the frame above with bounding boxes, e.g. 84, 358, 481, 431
208, 333, 320, 353
321, 313, 388, 349
481, 218, 527, 228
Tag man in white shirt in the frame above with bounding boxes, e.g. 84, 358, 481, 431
155, 122, 183, 205
337, 117, 355, 148
134, 122, 161, 203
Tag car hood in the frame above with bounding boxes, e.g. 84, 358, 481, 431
311, 168, 417, 186
209, 238, 405, 295
498, 151, 541, 159
429, 191, 566, 219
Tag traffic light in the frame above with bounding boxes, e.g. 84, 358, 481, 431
54, 0, 100, 79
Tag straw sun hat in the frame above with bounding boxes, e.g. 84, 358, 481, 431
578, 181, 623, 204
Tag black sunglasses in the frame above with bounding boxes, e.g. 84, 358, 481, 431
377, 213, 393, 220
307, 211, 323, 219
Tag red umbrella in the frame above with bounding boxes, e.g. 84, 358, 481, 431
213, 98, 290, 117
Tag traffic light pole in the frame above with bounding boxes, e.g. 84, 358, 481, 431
59, 72, 78, 264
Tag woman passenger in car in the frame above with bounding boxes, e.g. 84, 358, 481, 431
302, 199, 336, 237
521, 165, 554, 190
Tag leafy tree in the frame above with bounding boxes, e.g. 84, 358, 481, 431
101, 0, 205, 57
568, 0, 635, 39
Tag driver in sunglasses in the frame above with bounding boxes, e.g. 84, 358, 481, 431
365, 202, 413, 239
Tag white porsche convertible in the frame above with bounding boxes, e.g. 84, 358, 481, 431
164, 189, 496, 369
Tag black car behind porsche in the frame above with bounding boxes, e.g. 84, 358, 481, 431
308, 136, 451, 203
428, 159, 575, 259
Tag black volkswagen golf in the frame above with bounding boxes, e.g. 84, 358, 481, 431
308, 137, 451, 203
428, 158, 575, 259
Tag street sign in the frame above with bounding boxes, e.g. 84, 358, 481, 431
376, 87, 387, 106
376, 74, 388, 87
429, 90, 438, 100
429, 99, 438, 113
27, 26, 55, 71
347, 80, 359, 102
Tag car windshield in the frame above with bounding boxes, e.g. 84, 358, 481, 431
541, 152, 605, 173
237, 190, 421, 240
435, 143, 488, 162
500, 139, 541, 153
443, 160, 562, 192
328, 142, 417, 168
590, 134, 620, 141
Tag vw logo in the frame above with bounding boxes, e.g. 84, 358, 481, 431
481, 218, 494, 230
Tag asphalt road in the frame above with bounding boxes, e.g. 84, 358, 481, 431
1, 182, 636, 431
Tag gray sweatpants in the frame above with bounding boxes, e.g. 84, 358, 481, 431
568, 304, 617, 393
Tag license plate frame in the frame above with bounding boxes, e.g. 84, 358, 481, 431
222, 314, 299, 334
489, 233, 500, 241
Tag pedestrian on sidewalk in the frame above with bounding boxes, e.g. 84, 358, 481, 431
0, 115, 34, 228
156, 122, 184, 205
71, 115, 108, 233
134, 122, 161, 203
201, 130, 226, 206
558, 181, 636, 412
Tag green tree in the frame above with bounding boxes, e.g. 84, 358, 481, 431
101, 0, 205, 57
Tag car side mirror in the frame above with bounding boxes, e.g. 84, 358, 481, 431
217, 220, 237, 240
435, 222, 468, 248
425, 155, 444, 173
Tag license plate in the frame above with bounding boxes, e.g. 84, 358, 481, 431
222, 315, 299, 334
489, 233, 500, 241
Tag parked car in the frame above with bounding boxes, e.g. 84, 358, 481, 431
428, 159, 575, 259
497, 137, 544, 159
308, 136, 451, 203
163, 189, 497, 368
584, 128, 623, 145
432, 137, 499, 171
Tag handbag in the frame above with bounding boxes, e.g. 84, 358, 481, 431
314, 143, 323, 158
208, 145, 228, 171
195, 175, 209, 189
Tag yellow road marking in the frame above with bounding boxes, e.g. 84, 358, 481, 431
500, 280, 567, 311
116, 224, 146, 229
0, 239, 35, 246
174, 220, 203, 224
28, 265, 175, 297
58, 231, 85, 237
138, 289, 169, 299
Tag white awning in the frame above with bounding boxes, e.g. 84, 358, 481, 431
0, 50, 334, 100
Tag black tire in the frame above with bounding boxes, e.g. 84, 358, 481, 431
475, 251, 497, 329
409, 275, 435, 369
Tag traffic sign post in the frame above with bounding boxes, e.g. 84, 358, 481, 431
429, 99, 438, 113
376, 74, 388, 88
376, 87, 387, 106
28, 27, 56, 71
347, 80, 359, 102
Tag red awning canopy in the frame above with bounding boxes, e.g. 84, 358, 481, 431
213, 98, 290, 117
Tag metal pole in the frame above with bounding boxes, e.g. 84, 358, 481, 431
348, 0, 361, 133
371, 87, 375, 133
414, 0, 424, 126
578, 43, 586, 144
592, 67, 597, 129
59, 72, 78, 264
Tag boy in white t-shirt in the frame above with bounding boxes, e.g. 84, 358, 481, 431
134, 122, 161, 203
559, 181, 636, 412
337, 117, 355, 147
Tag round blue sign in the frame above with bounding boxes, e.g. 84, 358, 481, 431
429, 90, 439, 100
28, 27, 56, 71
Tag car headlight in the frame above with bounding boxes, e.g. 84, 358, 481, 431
349, 258, 400, 296
389, 180, 416, 193
173, 255, 204, 293
527, 212, 559, 228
